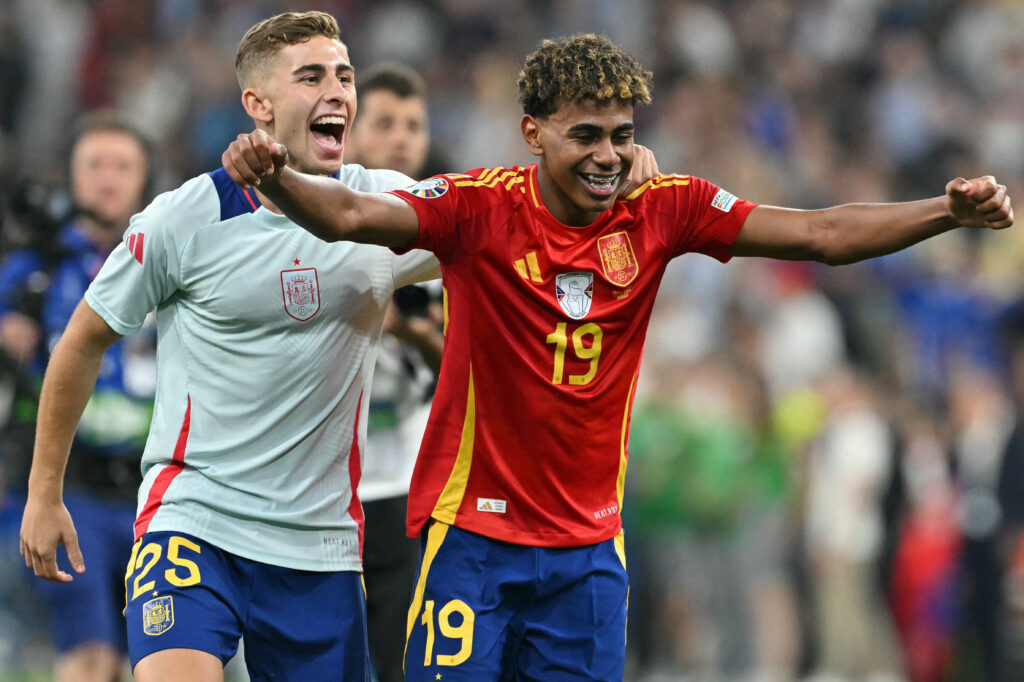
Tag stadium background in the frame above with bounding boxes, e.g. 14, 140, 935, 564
2, 0, 1024, 680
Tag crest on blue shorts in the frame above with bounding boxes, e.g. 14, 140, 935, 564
143, 595, 175, 636
556, 272, 594, 320
405, 177, 449, 199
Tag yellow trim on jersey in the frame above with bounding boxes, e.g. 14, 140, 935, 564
404, 521, 451, 669
514, 259, 529, 280
481, 166, 504, 184
452, 166, 524, 191
442, 286, 449, 336
621, 173, 692, 201
431, 366, 476, 524
528, 166, 541, 207
525, 252, 543, 282
504, 175, 525, 191
616, 370, 638, 512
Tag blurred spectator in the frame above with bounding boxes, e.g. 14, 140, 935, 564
948, 365, 1016, 682
803, 367, 905, 682
4, 1, 1024, 679
628, 351, 800, 681
1, 111, 155, 682
347, 62, 444, 682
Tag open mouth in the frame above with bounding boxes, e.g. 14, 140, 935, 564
310, 115, 346, 151
580, 172, 620, 196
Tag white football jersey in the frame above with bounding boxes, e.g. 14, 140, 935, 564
84, 164, 437, 571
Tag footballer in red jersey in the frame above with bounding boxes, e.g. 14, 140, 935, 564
390, 164, 754, 549
222, 33, 1013, 682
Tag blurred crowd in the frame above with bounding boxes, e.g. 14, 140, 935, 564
2, 0, 1024, 680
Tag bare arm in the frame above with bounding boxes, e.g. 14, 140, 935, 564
222, 130, 421, 249
732, 176, 1013, 265
20, 301, 122, 582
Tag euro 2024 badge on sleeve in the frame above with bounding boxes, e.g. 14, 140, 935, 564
556, 272, 594, 320
143, 595, 174, 636
405, 176, 449, 199
281, 268, 321, 321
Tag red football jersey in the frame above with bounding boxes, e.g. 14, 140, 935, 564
391, 164, 756, 546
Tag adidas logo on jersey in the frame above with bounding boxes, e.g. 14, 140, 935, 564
476, 498, 507, 514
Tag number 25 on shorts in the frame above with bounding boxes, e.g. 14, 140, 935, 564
125, 535, 203, 601
420, 599, 475, 666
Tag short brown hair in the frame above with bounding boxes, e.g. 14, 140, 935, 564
67, 109, 154, 197
235, 11, 341, 88
358, 62, 426, 101
517, 34, 652, 119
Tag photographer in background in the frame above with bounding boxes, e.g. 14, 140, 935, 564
3, 111, 154, 682
347, 62, 444, 682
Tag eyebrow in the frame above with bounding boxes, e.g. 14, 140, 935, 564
292, 63, 355, 78
567, 122, 635, 134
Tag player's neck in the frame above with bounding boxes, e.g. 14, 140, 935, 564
535, 165, 604, 227
76, 212, 129, 250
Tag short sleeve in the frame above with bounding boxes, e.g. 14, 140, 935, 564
388, 175, 468, 263
661, 177, 757, 262
85, 176, 214, 335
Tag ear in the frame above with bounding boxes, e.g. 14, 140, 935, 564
242, 87, 274, 125
521, 115, 544, 157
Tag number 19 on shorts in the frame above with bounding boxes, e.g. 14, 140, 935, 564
420, 599, 475, 666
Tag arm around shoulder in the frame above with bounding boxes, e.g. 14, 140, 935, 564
222, 131, 421, 248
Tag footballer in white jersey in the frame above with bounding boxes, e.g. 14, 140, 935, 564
86, 163, 438, 572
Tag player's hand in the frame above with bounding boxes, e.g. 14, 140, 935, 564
946, 175, 1014, 230
20, 495, 84, 582
222, 130, 289, 190
619, 144, 660, 198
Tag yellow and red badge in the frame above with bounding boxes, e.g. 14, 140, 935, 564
597, 231, 638, 286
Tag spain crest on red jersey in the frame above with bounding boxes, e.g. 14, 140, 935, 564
281, 268, 321, 321
597, 231, 638, 286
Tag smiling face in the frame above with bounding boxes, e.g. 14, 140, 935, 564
242, 35, 355, 176
522, 98, 635, 226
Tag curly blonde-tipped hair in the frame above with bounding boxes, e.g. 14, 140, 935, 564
517, 34, 653, 118
235, 11, 341, 89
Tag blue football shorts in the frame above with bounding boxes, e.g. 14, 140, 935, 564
403, 521, 629, 681
33, 491, 136, 654
124, 530, 370, 680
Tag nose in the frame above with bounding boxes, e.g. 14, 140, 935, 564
592, 137, 618, 168
323, 78, 349, 103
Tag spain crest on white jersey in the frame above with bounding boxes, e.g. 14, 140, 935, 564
281, 268, 321, 321
556, 271, 594, 320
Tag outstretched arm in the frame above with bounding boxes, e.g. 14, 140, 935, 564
222, 130, 421, 249
20, 301, 121, 582
732, 176, 1013, 264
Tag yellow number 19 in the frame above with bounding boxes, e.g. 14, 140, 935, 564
421, 599, 475, 666
546, 322, 603, 385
